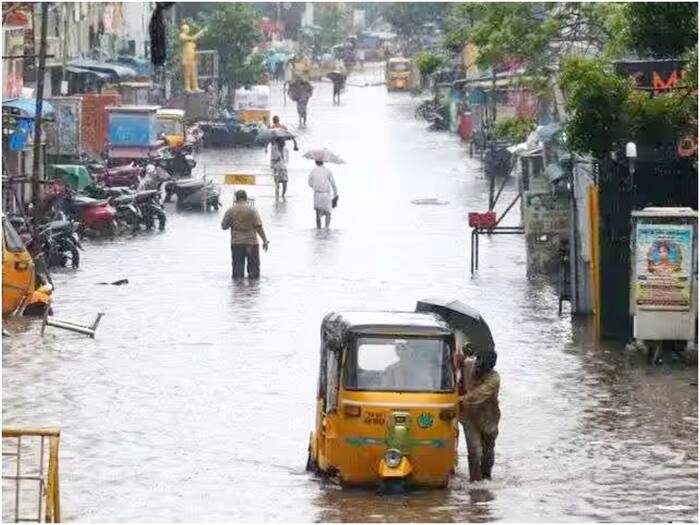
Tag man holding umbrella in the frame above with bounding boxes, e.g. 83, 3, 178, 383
305, 148, 342, 229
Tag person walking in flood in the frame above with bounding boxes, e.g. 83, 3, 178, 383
271, 115, 287, 130
458, 346, 500, 482
270, 137, 289, 200
221, 190, 269, 279
308, 160, 338, 229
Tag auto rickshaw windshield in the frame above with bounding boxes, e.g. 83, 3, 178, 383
344, 336, 454, 392
156, 118, 184, 136
390, 62, 410, 72
3, 218, 26, 253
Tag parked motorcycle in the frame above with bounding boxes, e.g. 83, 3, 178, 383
167, 178, 222, 211
39, 220, 81, 268
8, 215, 81, 269
44, 190, 118, 237
134, 189, 167, 231
89, 162, 144, 188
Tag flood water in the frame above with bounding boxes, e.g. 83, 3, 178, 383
3, 64, 698, 522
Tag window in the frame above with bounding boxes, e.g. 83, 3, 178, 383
344, 336, 454, 392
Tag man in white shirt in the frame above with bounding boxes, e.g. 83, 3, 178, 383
307, 160, 338, 229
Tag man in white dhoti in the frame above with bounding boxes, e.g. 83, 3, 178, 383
307, 160, 338, 229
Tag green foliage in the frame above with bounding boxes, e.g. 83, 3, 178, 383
316, 4, 342, 48
626, 90, 697, 146
415, 50, 446, 77
560, 57, 632, 158
445, 3, 627, 72
561, 56, 697, 157
198, 4, 263, 93
626, 2, 698, 58
491, 116, 537, 143
683, 45, 698, 89
381, 3, 447, 40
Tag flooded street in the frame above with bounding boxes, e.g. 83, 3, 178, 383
3, 66, 697, 522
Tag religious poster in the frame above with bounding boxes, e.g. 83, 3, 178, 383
634, 223, 694, 311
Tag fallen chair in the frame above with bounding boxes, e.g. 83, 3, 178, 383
41, 310, 104, 338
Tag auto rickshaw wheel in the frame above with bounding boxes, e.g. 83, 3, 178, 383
305, 446, 319, 474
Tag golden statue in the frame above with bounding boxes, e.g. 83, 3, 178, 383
179, 23, 207, 93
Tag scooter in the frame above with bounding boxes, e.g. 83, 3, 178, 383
166, 177, 222, 211
46, 190, 118, 237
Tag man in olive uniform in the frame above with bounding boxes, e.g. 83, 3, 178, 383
221, 190, 269, 279
458, 347, 500, 482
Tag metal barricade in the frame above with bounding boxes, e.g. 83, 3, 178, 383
2, 428, 61, 523
198, 161, 309, 199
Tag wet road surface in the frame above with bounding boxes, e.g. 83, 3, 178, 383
3, 65, 698, 522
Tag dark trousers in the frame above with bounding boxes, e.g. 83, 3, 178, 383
231, 244, 260, 279
463, 419, 497, 481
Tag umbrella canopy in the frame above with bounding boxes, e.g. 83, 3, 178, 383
327, 71, 347, 82
254, 127, 297, 146
415, 298, 495, 360
303, 148, 345, 164
2, 99, 56, 120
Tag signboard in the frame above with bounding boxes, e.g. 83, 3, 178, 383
225, 174, 256, 185
634, 224, 693, 311
523, 191, 569, 235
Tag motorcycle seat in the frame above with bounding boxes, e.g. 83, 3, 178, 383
135, 190, 158, 200
105, 187, 132, 197
72, 194, 100, 206
107, 165, 141, 175
112, 195, 135, 206
175, 179, 204, 189
47, 220, 72, 232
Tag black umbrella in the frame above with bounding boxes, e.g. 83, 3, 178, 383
415, 298, 495, 363
253, 127, 298, 147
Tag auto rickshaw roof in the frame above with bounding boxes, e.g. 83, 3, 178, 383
157, 109, 185, 119
323, 310, 452, 341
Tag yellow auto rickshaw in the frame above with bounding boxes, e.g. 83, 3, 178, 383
306, 299, 495, 489
156, 109, 186, 149
386, 57, 413, 91
2, 215, 53, 316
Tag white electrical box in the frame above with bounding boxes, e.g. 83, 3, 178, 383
630, 207, 698, 342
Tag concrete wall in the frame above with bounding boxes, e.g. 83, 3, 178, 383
123, 3, 154, 57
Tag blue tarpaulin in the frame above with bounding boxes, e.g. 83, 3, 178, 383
2, 99, 56, 119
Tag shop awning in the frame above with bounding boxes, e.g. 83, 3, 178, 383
67, 59, 137, 80
65, 66, 112, 80
2, 99, 55, 119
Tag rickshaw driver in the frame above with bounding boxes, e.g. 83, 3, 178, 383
381, 341, 441, 390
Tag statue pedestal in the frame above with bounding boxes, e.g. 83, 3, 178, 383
171, 92, 209, 121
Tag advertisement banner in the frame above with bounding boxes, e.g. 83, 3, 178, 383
635, 224, 694, 311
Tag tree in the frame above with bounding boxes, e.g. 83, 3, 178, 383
445, 3, 627, 72
316, 3, 343, 48
198, 4, 263, 98
381, 3, 448, 41
626, 2, 698, 58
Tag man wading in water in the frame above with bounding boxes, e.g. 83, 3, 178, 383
457, 346, 501, 481
221, 190, 269, 279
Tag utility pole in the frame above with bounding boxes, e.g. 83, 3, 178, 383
61, 3, 68, 83
31, 1, 49, 247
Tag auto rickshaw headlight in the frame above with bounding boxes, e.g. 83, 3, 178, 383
384, 449, 402, 469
